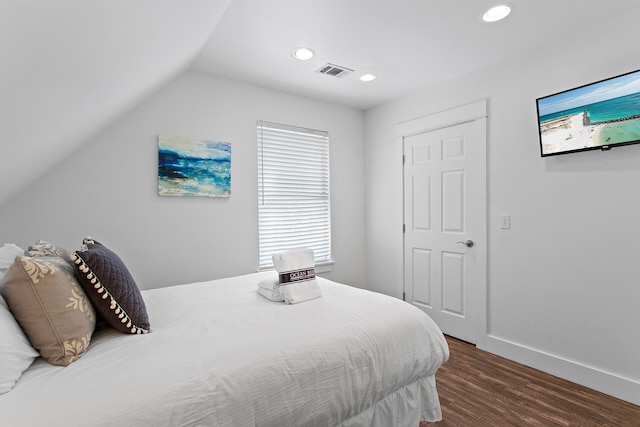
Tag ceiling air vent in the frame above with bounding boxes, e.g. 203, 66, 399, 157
316, 63, 354, 78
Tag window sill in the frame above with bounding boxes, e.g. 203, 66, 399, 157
315, 260, 334, 274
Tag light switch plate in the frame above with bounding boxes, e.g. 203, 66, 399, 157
500, 214, 511, 229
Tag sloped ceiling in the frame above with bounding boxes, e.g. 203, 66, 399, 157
0, 0, 232, 206
2, 0, 640, 207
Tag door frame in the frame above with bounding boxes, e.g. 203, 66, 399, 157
396, 99, 487, 345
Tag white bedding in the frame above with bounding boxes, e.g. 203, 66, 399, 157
0, 272, 449, 426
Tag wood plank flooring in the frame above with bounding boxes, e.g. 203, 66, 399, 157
421, 335, 640, 426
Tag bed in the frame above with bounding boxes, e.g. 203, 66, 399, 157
1, 268, 449, 426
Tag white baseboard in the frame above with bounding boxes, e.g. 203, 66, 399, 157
478, 335, 640, 406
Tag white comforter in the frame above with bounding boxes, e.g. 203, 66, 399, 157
1, 272, 449, 426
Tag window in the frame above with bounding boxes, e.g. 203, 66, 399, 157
257, 121, 331, 269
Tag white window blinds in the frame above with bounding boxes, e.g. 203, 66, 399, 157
257, 121, 331, 269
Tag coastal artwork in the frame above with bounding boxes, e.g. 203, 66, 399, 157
158, 135, 231, 197
537, 70, 640, 156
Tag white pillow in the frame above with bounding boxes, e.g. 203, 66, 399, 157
0, 243, 25, 293
0, 294, 39, 394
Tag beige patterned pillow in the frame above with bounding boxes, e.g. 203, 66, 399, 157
25, 240, 72, 262
3, 256, 96, 366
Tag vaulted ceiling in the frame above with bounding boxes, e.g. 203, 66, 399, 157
2, 0, 639, 206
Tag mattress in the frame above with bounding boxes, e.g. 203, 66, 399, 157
0, 272, 449, 426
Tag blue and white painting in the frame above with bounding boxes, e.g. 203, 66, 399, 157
158, 135, 231, 197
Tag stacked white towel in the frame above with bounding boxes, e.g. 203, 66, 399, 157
256, 277, 283, 302
272, 248, 322, 304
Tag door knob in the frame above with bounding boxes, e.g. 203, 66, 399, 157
457, 240, 474, 248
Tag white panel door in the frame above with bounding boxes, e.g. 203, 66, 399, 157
403, 119, 483, 343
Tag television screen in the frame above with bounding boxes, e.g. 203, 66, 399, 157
536, 69, 640, 157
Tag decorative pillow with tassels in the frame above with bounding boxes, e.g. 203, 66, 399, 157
71, 238, 150, 334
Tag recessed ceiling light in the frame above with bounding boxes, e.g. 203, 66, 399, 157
292, 47, 315, 61
360, 73, 377, 82
482, 4, 511, 22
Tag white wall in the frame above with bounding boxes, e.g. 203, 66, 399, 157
364, 15, 640, 404
0, 71, 366, 290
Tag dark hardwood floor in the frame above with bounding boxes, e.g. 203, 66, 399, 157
421, 335, 640, 426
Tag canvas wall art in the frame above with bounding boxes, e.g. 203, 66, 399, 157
158, 135, 231, 197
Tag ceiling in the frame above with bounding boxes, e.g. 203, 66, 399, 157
2, 0, 640, 206
192, 0, 640, 109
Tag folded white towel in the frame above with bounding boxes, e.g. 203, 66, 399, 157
278, 280, 321, 304
257, 278, 280, 291
272, 248, 322, 304
257, 287, 284, 302
272, 248, 314, 275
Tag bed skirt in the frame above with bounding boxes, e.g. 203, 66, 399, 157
339, 375, 442, 426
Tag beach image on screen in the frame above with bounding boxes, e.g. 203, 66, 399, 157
537, 70, 640, 156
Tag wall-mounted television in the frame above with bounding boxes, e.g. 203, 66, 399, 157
536, 69, 640, 157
